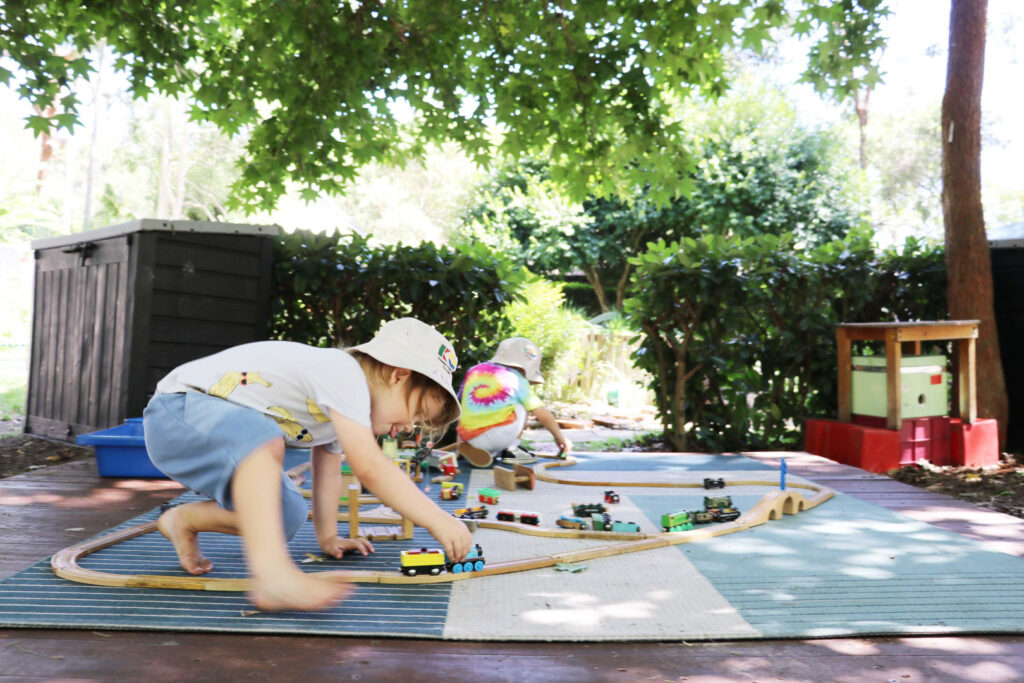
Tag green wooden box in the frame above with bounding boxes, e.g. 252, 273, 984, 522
851, 355, 948, 419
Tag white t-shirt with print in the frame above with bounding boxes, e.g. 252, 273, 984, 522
155, 341, 370, 454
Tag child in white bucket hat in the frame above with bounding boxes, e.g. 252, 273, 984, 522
144, 318, 471, 613
456, 337, 573, 468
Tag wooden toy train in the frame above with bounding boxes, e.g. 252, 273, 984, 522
496, 509, 540, 525
661, 495, 741, 532
400, 544, 486, 576
556, 513, 640, 533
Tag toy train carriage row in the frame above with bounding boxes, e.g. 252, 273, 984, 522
556, 515, 640, 533
661, 506, 742, 531
496, 509, 540, 525
400, 544, 485, 576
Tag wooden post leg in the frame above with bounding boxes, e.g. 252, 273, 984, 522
885, 330, 902, 431
958, 337, 977, 423
836, 328, 852, 421
347, 484, 360, 539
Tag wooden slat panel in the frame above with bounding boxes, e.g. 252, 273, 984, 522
97, 263, 117, 426
111, 260, 129, 422
150, 291, 261, 324
124, 233, 156, 419
157, 231, 266, 254
152, 264, 260, 300
34, 240, 131, 272
152, 240, 262, 277
28, 239, 133, 438
144, 341, 247, 370
149, 316, 260, 346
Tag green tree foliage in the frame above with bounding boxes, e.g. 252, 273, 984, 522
502, 277, 592, 401
625, 232, 946, 451
456, 80, 867, 311
271, 229, 524, 377
1, 0, 888, 211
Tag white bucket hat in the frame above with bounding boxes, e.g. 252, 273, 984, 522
490, 337, 543, 383
351, 318, 461, 416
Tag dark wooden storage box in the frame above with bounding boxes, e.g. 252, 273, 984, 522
27, 219, 279, 441
991, 237, 1024, 451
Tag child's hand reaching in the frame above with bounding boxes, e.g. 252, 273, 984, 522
429, 514, 474, 563
319, 535, 375, 559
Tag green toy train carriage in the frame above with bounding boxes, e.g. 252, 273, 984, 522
661, 510, 694, 532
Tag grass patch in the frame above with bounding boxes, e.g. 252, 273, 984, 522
0, 383, 26, 421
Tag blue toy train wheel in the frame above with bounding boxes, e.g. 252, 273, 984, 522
474, 560, 485, 572
462, 561, 474, 573
452, 563, 463, 574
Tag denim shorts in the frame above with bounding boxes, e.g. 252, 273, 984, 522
143, 391, 308, 539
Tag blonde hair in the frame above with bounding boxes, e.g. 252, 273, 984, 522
348, 350, 460, 439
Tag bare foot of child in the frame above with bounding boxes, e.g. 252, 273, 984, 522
249, 570, 353, 612
157, 505, 214, 575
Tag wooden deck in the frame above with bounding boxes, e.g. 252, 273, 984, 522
2, 452, 1024, 681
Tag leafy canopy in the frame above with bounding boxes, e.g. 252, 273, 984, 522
1, 0, 887, 210
454, 79, 867, 311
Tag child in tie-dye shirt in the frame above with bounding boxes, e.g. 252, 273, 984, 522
456, 337, 572, 468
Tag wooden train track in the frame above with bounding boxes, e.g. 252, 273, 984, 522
51, 456, 833, 590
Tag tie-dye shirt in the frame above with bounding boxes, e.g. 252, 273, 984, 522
456, 362, 543, 441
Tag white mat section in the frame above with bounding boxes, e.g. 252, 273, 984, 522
442, 469, 762, 641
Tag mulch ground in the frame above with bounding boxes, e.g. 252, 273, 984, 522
0, 433, 94, 478
889, 455, 1024, 520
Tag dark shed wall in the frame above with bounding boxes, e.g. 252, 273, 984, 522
128, 231, 274, 418
27, 221, 277, 441
27, 236, 133, 440
991, 241, 1024, 451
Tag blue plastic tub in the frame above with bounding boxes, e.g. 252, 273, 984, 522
76, 418, 167, 478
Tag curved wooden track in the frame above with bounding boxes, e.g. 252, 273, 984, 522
51, 456, 833, 589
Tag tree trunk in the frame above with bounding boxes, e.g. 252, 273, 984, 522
941, 0, 1008, 445
580, 264, 609, 313
157, 100, 173, 218
82, 46, 104, 231
173, 100, 189, 219
671, 345, 688, 451
855, 86, 871, 171
614, 262, 631, 311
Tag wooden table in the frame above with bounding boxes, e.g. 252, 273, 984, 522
835, 321, 979, 430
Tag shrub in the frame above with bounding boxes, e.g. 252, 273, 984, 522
503, 277, 592, 401
271, 229, 525, 378
624, 232, 947, 452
